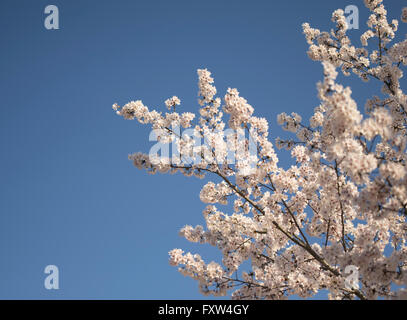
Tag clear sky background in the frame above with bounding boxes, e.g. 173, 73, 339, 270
0, 0, 406, 299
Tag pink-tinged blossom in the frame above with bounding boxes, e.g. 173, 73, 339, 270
402, 7, 407, 23
114, 1, 407, 300
165, 96, 181, 110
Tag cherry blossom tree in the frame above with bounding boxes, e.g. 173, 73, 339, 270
113, 0, 407, 299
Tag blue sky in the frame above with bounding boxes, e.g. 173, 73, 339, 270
0, 0, 406, 299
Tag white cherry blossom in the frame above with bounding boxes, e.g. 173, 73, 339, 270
114, 2, 407, 300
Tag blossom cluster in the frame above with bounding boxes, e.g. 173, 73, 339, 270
114, 1, 407, 300
165, 96, 181, 110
